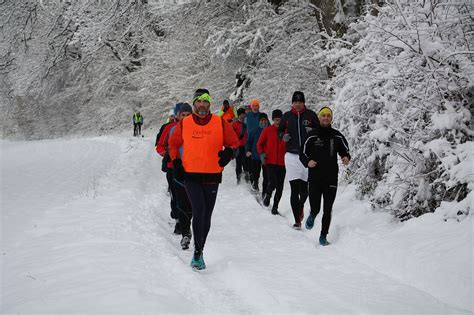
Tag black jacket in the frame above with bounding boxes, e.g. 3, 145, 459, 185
155, 121, 173, 147
300, 126, 350, 182
278, 108, 320, 154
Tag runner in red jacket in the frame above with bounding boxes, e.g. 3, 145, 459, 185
257, 109, 286, 215
232, 107, 249, 184
156, 103, 192, 237
156, 106, 180, 231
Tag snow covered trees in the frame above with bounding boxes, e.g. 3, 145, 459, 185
327, 0, 473, 219
1, 0, 471, 219
1, 1, 161, 138
206, 0, 328, 109
2, 0, 330, 138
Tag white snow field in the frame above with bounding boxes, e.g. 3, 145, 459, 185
1, 136, 472, 314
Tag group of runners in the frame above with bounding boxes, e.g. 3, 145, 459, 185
155, 89, 350, 270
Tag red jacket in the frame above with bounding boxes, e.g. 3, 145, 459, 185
257, 124, 286, 166
156, 121, 177, 169
232, 120, 247, 147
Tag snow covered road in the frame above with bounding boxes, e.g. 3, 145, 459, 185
1, 136, 472, 314
1, 139, 120, 247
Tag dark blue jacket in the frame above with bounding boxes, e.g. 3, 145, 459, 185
245, 111, 261, 136
246, 127, 264, 161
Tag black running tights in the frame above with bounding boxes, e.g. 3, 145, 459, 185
184, 181, 219, 253
308, 182, 337, 237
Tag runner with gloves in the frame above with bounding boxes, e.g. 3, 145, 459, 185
168, 89, 239, 270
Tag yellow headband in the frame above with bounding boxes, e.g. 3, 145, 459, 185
318, 107, 333, 118
194, 93, 212, 104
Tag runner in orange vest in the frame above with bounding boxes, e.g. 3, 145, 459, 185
217, 100, 237, 123
168, 88, 239, 270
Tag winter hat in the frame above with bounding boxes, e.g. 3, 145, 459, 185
237, 107, 246, 116
318, 107, 333, 118
193, 89, 211, 104
250, 99, 260, 108
272, 109, 283, 120
174, 102, 183, 115
259, 112, 268, 121
292, 91, 305, 103
168, 109, 175, 116
223, 100, 230, 106
179, 103, 192, 114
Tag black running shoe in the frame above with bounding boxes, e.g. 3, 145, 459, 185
252, 182, 259, 191
180, 235, 191, 250
263, 194, 271, 207
173, 222, 181, 235
244, 172, 250, 183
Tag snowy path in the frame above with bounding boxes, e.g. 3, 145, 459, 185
1, 136, 472, 314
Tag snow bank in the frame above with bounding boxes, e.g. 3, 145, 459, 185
331, 186, 473, 311
1, 136, 472, 313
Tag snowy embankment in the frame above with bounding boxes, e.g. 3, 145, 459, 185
1, 136, 472, 314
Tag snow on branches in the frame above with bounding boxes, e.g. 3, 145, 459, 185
205, 0, 328, 110
328, 0, 473, 220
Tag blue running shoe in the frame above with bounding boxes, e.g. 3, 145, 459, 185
305, 215, 315, 230
190, 253, 206, 270
319, 236, 330, 246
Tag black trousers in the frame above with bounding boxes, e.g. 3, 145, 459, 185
166, 169, 178, 219
184, 181, 219, 253
235, 146, 246, 179
265, 165, 286, 210
251, 159, 268, 193
309, 181, 337, 237
244, 156, 251, 173
134, 123, 142, 136
173, 178, 192, 237
289, 179, 308, 223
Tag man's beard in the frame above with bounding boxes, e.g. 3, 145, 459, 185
196, 107, 209, 116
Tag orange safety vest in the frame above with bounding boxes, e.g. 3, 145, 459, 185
221, 106, 236, 122
181, 114, 224, 173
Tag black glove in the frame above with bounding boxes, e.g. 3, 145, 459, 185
218, 147, 234, 167
161, 152, 170, 173
172, 158, 185, 181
